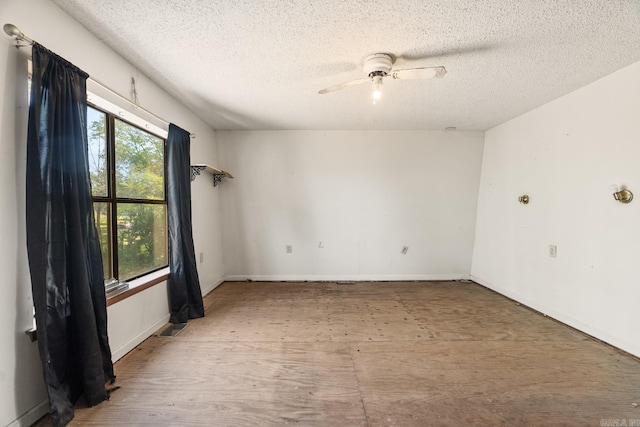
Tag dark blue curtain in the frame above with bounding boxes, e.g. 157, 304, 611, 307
167, 123, 205, 323
26, 43, 114, 427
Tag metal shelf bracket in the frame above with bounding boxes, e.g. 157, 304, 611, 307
190, 164, 234, 187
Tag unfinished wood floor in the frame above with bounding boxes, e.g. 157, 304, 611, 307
67, 281, 639, 426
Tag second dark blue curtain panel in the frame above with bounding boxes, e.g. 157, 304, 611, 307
167, 124, 205, 323
26, 43, 114, 427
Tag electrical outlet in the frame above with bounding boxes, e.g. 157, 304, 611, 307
549, 245, 557, 258
199, 252, 203, 263
286, 245, 293, 254
401, 246, 409, 254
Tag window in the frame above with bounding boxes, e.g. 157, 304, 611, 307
87, 106, 168, 282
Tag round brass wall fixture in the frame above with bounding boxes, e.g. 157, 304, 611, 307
518, 195, 529, 205
613, 188, 633, 204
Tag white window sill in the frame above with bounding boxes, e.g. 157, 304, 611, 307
106, 266, 170, 306
26, 267, 171, 341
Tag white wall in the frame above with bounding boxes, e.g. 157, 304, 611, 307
471, 60, 640, 358
0, 1, 223, 426
217, 130, 484, 281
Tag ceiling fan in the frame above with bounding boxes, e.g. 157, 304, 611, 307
318, 53, 446, 100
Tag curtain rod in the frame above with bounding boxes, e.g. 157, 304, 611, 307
3, 23, 196, 138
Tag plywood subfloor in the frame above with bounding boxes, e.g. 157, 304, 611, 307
62, 281, 639, 426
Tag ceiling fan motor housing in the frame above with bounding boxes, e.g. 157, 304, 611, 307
363, 53, 393, 77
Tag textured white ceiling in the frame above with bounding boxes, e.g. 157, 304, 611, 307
50, 0, 640, 131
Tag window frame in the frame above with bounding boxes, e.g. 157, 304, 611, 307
88, 103, 170, 284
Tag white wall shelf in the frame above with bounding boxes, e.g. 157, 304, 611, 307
190, 164, 234, 187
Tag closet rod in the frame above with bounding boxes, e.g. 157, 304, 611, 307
3, 23, 195, 138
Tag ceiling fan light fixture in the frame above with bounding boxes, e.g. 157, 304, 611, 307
317, 51, 446, 98
372, 75, 383, 100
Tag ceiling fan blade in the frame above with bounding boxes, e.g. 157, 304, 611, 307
389, 66, 446, 80
318, 78, 369, 94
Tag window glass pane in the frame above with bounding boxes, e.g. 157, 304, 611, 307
87, 107, 108, 197
117, 203, 167, 280
93, 202, 112, 279
115, 119, 164, 200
